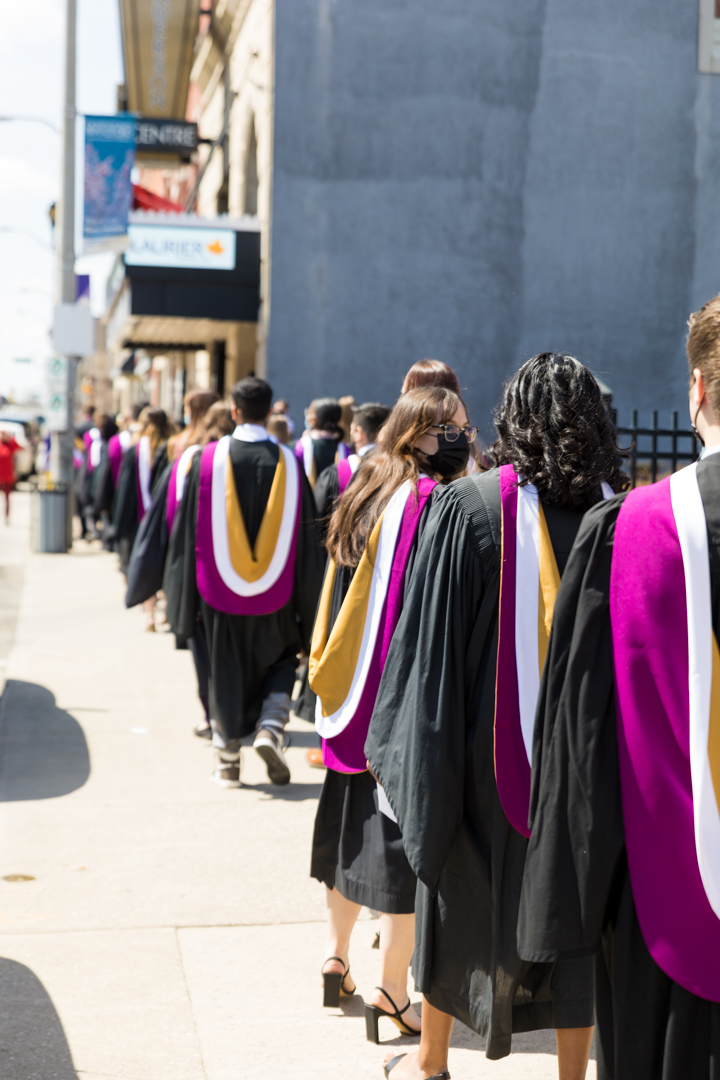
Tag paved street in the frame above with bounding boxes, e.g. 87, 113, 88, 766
0, 492, 596, 1080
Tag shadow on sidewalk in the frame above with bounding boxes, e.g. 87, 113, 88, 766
0, 680, 90, 801
244, 781, 323, 801
0, 957, 78, 1078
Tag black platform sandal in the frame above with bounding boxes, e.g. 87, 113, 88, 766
383, 1053, 450, 1079
365, 987, 421, 1043
321, 956, 355, 1008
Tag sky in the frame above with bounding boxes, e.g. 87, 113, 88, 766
0, 0, 123, 403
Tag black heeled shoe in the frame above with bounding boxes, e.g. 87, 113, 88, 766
364, 987, 421, 1043
383, 1053, 450, 1079
321, 956, 355, 1007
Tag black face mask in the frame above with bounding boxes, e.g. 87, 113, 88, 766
420, 432, 470, 479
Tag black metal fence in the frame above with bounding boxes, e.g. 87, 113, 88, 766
616, 411, 699, 487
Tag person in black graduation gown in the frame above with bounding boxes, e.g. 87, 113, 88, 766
75, 405, 95, 440
295, 402, 392, 743
94, 403, 146, 550
125, 402, 232, 737
518, 312, 720, 1080
164, 377, 325, 788
113, 407, 172, 580
91, 412, 120, 540
124, 399, 223, 613
311, 388, 474, 1040
313, 402, 391, 526
366, 355, 627, 1080
295, 398, 345, 488
77, 415, 118, 540
74, 428, 95, 540
294, 364, 460, 734
182, 402, 235, 739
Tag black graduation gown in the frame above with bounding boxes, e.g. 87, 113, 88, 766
76, 459, 92, 513
313, 463, 340, 528
296, 435, 341, 489
125, 463, 172, 608
113, 443, 169, 574
311, 491, 437, 915
93, 443, 115, 516
311, 436, 340, 478
294, 664, 319, 725
125, 457, 211, 720
87, 443, 107, 506
74, 456, 90, 521
164, 438, 325, 742
294, 462, 342, 725
517, 455, 720, 1080
314, 451, 378, 531
365, 468, 595, 1060
92, 445, 119, 550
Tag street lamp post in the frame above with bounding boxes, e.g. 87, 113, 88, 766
52, 0, 77, 547
57, 0, 76, 309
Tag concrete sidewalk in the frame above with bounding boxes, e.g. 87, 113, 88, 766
0, 492, 596, 1080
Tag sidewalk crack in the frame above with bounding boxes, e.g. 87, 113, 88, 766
174, 925, 209, 1080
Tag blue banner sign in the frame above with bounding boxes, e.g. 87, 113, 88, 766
83, 115, 136, 240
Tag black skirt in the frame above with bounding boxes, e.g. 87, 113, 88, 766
311, 768, 416, 914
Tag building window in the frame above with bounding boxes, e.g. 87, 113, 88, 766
244, 122, 258, 216
699, 0, 720, 72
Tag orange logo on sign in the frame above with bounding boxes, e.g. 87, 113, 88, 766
207, 240, 224, 255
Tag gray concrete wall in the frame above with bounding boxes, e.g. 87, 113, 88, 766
268, 0, 720, 438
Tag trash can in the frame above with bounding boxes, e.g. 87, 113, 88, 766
30, 482, 69, 553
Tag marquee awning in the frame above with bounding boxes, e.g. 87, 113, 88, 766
119, 0, 202, 119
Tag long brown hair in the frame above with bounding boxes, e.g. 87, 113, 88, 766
139, 407, 173, 457
201, 401, 234, 444
326, 387, 461, 567
185, 390, 220, 437
168, 389, 220, 460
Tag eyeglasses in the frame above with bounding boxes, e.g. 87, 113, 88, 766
428, 424, 478, 444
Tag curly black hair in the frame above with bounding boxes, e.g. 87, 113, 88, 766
488, 353, 628, 510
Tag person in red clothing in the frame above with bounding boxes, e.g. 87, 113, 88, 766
0, 430, 21, 522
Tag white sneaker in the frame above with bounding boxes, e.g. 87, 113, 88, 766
253, 727, 291, 785
210, 749, 242, 788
